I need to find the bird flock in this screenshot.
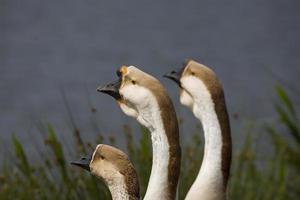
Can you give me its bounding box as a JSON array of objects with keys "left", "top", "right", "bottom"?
[{"left": 71, "top": 59, "right": 232, "bottom": 200}]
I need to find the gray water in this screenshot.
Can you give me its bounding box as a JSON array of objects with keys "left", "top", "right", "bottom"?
[{"left": 1, "top": 0, "right": 300, "bottom": 155}]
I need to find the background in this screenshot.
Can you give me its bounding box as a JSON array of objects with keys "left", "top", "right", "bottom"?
[{"left": 1, "top": 0, "right": 300, "bottom": 199}]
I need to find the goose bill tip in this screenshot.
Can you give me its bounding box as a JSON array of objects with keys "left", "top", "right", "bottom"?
[
  {"left": 163, "top": 71, "right": 181, "bottom": 86},
  {"left": 70, "top": 157, "right": 91, "bottom": 171},
  {"left": 96, "top": 80, "right": 121, "bottom": 100}
]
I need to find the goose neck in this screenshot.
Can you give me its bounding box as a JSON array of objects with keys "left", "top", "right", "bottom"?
[
  {"left": 144, "top": 124, "right": 172, "bottom": 199},
  {"left": 185, "top": 98, "right": 227, "bottom": 199},
  {"left": 137, "top": 93, "right": 180, "bottom": 200},
  {"left": 107, "top": 180, "right": 139, "bottom": 200}
]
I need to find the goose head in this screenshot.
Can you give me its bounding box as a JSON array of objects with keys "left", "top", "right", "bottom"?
[
  {"left": 164, "top": 59, "right": 222, "bottom": 114},
  {"left": 98, "top": 65, "right": 171, "bottom": 130},
  {"left": 71, "top": 144, "right": 139, "bottom": 198}
]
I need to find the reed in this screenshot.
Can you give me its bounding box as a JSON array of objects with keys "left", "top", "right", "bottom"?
[{"left": 0, "top": 85, "right": 299, "bottom": 200}]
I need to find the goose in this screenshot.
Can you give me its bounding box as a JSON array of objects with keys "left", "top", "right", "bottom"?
[
  {"left": 97, "top": 66, "right": 181, "bottom": 200},
  {"left": 71, "top": 144, "right": 140, "bottom": 200},
  {"left": 164, "top": 59, "right": 232, "bottom": 200}
]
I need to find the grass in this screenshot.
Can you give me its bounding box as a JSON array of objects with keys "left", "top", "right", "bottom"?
[{"left": 0, "top": 85, "right": 299, "bottom": 200}]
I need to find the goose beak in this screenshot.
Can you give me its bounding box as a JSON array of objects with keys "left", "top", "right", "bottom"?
[
  {"left": 97, "top": 79, "right": 121, "bottom": 100},
  {"left": 163, "top": 69, "right": 183, "bottom": 86},
  {"left": 71, "top": 156, "right": 91, "bottom": 171}
]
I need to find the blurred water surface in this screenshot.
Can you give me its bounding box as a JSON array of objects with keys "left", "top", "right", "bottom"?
[{"left": 0, "top": 0, "right": 300, "bottom": 151}]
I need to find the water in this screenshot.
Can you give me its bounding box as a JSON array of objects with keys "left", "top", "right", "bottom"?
[{"left": 1, "top": 0, "right": 300, "bottom": 153}]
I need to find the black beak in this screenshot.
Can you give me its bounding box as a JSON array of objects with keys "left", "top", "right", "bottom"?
[
  {"left": 163, "top": 68, "right": 183, "bottom": 86},
  {"left": 97, "top": 79, "right": 121, "bottom": 100},
  {"left": 71, "top": 156, "right": 91, "bottom": 171}
]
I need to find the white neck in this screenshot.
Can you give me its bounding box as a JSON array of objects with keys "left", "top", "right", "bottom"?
[
  {"left": 184, "top": 79, "right": 225, "bottom": 200},
  {"left": 107, "top": 178, "right": 138, "bottom": 200},
  {"left": 136, "top": 96, "right": 171, "bottom": 200}
]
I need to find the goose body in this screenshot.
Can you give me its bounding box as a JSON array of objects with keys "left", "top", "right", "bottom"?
[
  {"left": 165, "top": 59, "right": 231, "bottom": 200},
  {"left": 71, "top": 144, "right": 140, "bottom": 200},
  {"left": 98, "top": 66, "right": 181, "bottom": 200}
]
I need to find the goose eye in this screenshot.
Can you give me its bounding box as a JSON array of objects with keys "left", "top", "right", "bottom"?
[
  {"left": 100, "top": 155, "right": 105, "bottom": 160},
  {"left": 191, "top": 72, "right": 195, "bottom": 76},
  {"left": 131, "top": 80, "right": 136, "bottom": 85}
]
